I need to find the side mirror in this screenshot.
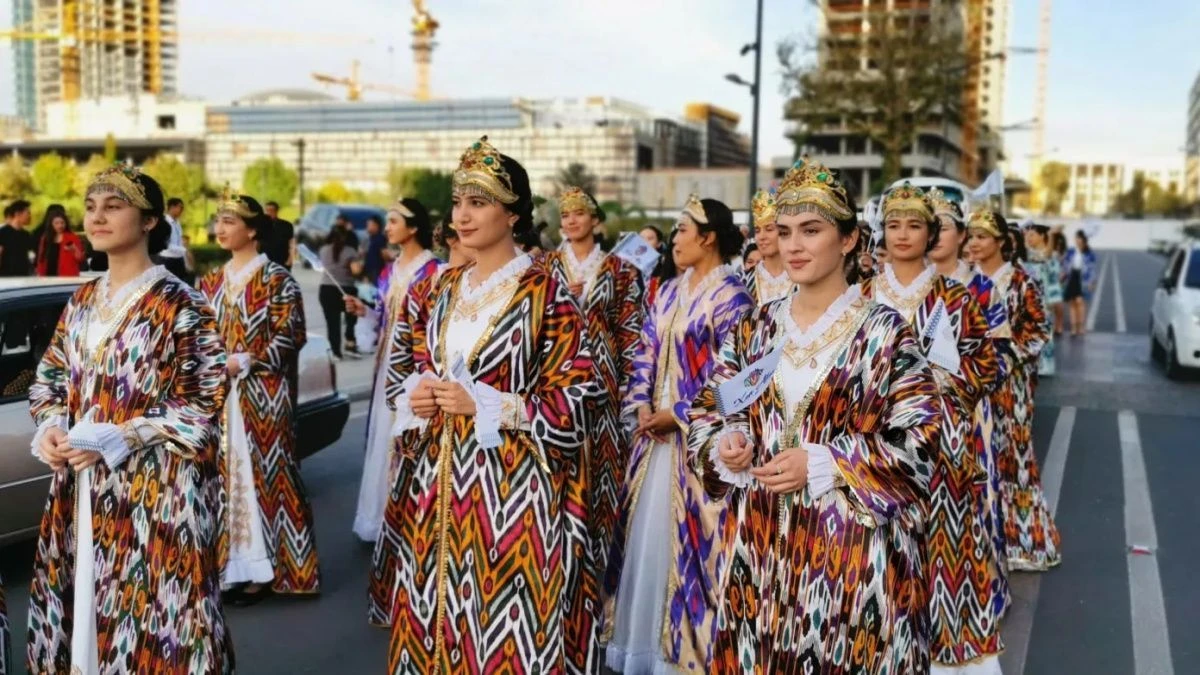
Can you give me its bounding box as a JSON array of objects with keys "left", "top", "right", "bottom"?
[{"left": 1159, "top": 277, "right": 1174, "bottom": 291}]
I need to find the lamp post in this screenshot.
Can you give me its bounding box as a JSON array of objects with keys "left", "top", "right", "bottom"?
[
  {"left": 293, "top": 138, "right": 307, "bottom": 218},
  {"left": 725, "top": 0, "right": 764, "bottom": 224}
]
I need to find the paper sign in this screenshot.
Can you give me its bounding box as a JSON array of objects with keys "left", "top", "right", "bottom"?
[
  {"left": 296, "top": 243, "right": 323, "bottom": 272},
  {"left": 447, "top": 353, "right": 502, "bottom": 449},
  {"left": 612, "top": 232, "right": 661, "bottom": 278},
  {"left": 716, "top": 343, "right": 785, "bottom": 416}
]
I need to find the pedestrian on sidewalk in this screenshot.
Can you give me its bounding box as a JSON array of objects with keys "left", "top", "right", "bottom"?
[
  {"left": 1064, "top": 230, "right": 1097, "bottom": 336},
  {"left": 318, "top": 227, "right": 362, "bottom": 358},
  {"left": 34, "top": 205, "right": 85, "bottom": 276}
]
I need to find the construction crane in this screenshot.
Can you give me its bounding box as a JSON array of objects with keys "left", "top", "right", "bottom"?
[
  {"left": 311, "top": 60, "right": 424, "bottom": 101},
  {"left": 411, "top": 0, "right": 439, "bottom": 102}
]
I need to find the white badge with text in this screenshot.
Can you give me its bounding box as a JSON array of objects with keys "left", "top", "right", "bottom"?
[{"left": 716, "top": 343, "right": 785, "bottom": 416}]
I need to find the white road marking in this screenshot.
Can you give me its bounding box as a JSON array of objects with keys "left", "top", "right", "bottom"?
[
  {"left": 1112, "top": 254, "right": 1127, "bottom": 333},
  {"left": 1003, "top": 406, "right": 1076, "bottom": 675},
  {"left": 1087, "top": 253, "right": 1111, "bottom": 332},
  {"left": 1119, "top": 411, "right": 1174, "bottom": 675}
]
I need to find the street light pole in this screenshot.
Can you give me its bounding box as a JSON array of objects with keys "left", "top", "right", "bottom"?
[
  {"left": 294, "top": 138, "right": 307, "bottom": 218},
  {"left": 749, "top": 0, "right": 763, "bottom": 204}
]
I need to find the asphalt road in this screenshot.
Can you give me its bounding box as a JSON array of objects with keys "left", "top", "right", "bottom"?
[{"left": 1, "top": 250, "right": 1196, "bottom": 674}]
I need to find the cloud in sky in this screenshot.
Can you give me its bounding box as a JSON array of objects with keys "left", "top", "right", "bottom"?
[{"left": 0, "top": 0, "right": 1193, "bottom": 177}]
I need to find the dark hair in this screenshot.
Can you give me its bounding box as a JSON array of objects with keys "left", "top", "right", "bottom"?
[
  {"left": 977, "top": 211, "right": 1014, "bottom": 261},
  {"left": 495, "top": 154, "right": 536, "bottom": 242},
  {"left": 1029, "top": 223, "right": 1050, "bottom": 238},
  {"left": 38, "top": 204, "right": 70, "bottom": 248},
  {"left": 132, "top": 172, "right": 171, "bottom": 255},
  {"left": 1075, "top": 229, "right": 1091, "bottom": 253},
  {"left": 1052, "top": 231, "right": 1068, "bottom": 256},
  {"left": 653, "top": 229, "right": 679, "bottom": 281},
  {"left": 640, "top": 225, "right": 664, "bottom": 248},
  {"left": 326, "top": 225, "right": 349, "bottom": 260},
  {"left": 5, "top": 199, "right": 31, "bottom": 218},
  {"left": 397, "top": 197, "right": 434, "bottom": 250},
  {"left": 742, "top": 242, "right": 759, "bottom": 268},
  {"left": 226, "top": 195, "right": 274, "bottom": 252},
  {"left": 265, "top": 201, "right": 280, "bottom": 210},
  {"left": 1008, "top": 226, "right": 1027, "bottom": 262},
  {"left": 367, "top": 214, "right": 384, "bottom": 231},
  {"left": 166, "top": 197, "right": 184, "bottom": 210},
  {"left": 695, "top": 198, "right": 744, "bottom": 263},
  {"left": 435, "top": 210, "right": 458, "bottom": 249}
]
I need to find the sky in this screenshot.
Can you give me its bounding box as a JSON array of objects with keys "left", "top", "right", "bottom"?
[{"left": 0, "top": 0, "right": 1197, "bottom": 179}]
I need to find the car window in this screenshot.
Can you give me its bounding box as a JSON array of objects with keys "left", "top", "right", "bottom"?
[
  {"left": 1184, "top": 248, "right": 1200, "bottom": 290},
  {"left": 0, "top": 297, "right": 68, "bottom": 402},
  {"left": 1164, "top": 249, "right": 1185, "bottom": 286}
]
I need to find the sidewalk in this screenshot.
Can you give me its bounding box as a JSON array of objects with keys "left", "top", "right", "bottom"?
[{"left": 294, "top": 266, "right": 377, "bottom": 403}]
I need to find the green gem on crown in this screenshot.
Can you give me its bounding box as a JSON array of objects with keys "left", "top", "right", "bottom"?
[
  {"left": 817, "top": 172, "right": 828, "bottom": 181},
  {"left": 483, "top": 156, "right": 494, "bottom": 165},
  {"left": 473, "top": 142, "right": 482, "bottom": 150}
]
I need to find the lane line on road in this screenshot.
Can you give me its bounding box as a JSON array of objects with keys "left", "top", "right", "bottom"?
[
  {"left": 1112, "top": 254, "right": 1127, "bottom": 333},
  {"left": 1087, "top": 253, "right": 1112, "bottom": 332},
  {"left": 1003, "top": 406, "right": 1077, "bottom": 675},
  {"left": 1119, "top": 410, "right": 1174, "bottom": 675}
]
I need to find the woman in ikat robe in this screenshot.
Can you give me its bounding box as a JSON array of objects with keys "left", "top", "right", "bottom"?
[
  {"left": 865, "top": 184, "right": 1006, "bottom": 673},
  {"left": 385, "top": 137, "right": 595, "bottom": 673},
  {"left": 199, "top": 191, "right": 320, "bottom": 604},
  {"left": 968, "top": 211, "right": 1060, "bottom": 573},
  {"left": 742, "top": 189, "right": 793, "bottom": 307},
  {"left": 686, "top": 159, "right": 942, "bottom": 674},
  {"left": 347, "top": 197, "right": 441, "bottom": 545},
  {"left": 368, "top": 215, "right": 470, "bottom": 628},
  {"left": 1023, "top": 223, "right": 1063, "bottom": 377},
  {"left": 27, "top": 166, "right": 232, "bottom": 674},
  {"left": 604, "top": 195, "right": 751, "bottom": 674}
]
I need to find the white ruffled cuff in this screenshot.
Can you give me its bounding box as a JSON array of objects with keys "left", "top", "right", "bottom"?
[
  {"left": 230, "top": 352, "right": 252, "bottom": 380},
  {"left": 805, "top": 442, "right": 836, "bottom": 498},
  {"left": 31, "top": 414, "right": 68, "bottom": 462},
  {"left": 709, "top": 423, "right": 754, "bottom": 488},
  {"left": 391, "top": 371, "right": 435, "bottom": 437},
  {"left": 68, "top": 421, "right": 135, "bottom": 469}
]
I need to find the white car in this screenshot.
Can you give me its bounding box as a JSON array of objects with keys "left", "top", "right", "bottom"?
[{"left": 1150, "top": 241, "right": 1200, "bottom": 379}]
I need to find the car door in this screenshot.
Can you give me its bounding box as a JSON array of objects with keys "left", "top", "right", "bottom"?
[
  {"left": 0, "top": 288, "right": 74, "bottom": 544},
  {"left": 1153, "top": 249, "right": 1184, "bottom": 342}
]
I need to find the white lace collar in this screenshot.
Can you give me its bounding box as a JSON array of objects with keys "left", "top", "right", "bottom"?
[
  {"left": 756, "top": 260, "right": 789, "bottom": 285},
  {"left": 394, "top": 248, "right": 436, "bottom": 284},
  {"left": 461, "top": 253, "right": 532, "bottom": 304},
  {"left": 978, "top": 261, "right": 1013, "bottom": 286},
  {"left": 561, "top": 242, "right": 606, "bottom": 284},
  {"left": 778, "top": 284, "right": 863, "bottom": 350},
  {"left": 678, "top": 263, "right": 731, "bottom": 306},
  {"left": 882, "top": 262, "right": 935, "bottom": 299},
  {"left": 97, "top": 265, "right": 169, "bottom": 310},
  {"left": 224, "top": 253, "right": 269, "bottom": 288},
  {"left": 950, "top": 259, "right": 972, "bottom": 283}
]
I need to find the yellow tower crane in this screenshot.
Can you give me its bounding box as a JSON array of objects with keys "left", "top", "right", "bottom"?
[{"left": 411, "top": 0, "right": 439, "bottom": 102}]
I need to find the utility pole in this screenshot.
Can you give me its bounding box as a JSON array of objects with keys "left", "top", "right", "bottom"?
[
  {"left": 749, "top": 0, "right": 763, "bottom": 204},
  {"left": 294, "top": 138, "right": 307, "bottom": 217}
]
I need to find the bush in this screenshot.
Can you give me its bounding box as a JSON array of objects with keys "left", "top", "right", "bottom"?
[{"left": 190, "top": 243, "right": 230, "bottom": 277}]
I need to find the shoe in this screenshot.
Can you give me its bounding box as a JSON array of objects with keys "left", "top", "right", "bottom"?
[{"left": 231, "top": 584, "right": 273, "bottom": 607}]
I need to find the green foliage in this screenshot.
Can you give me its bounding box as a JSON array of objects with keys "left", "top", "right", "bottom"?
[
  {"left": 316, "top": 181, "right": 353, "bottom": 204},
  {"left": 555, "top": 162, "right": 598, "bottom": 195},
  {"left": 30, "top": 153, "right": 77, "bottom": 200},
  {"left": 1117, "top": 173, "right": 1188, "bottom": 218},
  {"left": 386, "top": 165, "right": 453, "bottom": 214},
  {"left": 103, "top": 134, "right": 118, "bottom": 163},
  {"left": 143, "top": 153, "right": 201, "bottom": 203},
  {"left": 0, "top": 155, "right": 33, "bottom": 201},
  {"left": 1039, "top": 161, "right": 1072, "bottom": 215},
  {"left": 74, "top": 154, "right": 112, "bottom": 197},
  {"left": 243, "top": 157, "right": 299, "bottom": 208},
  {"left": 189, "top": 243, "right": 231, "bottom": 276}
]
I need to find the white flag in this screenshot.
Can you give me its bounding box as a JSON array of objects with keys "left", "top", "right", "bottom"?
[{"left": 970, "top": 169, "right": 1005, "bottom": 201}]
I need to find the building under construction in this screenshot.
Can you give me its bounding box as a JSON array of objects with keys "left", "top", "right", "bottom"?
[{"left": 11, "top": 0, "right": 179, "bottom": 130}]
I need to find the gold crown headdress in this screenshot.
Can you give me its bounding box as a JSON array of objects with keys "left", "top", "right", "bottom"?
[
  {"left": 453, "top": 135, "right": 518, "bottom": 204},
  {"left": 882, "top": 182, "right": 933, "bottom": 222},
  {"left": 678, "top": 193, "right": 708, "bottom": 227},
  {"left": 218, "top": 183, "right": 258, "bottom": 219},
  {"left": 390, "top": 198, "right": 415, "bottom": 219},
  {"left": 967, "top": 210, "right": 1003, "bottom": 238},
  {"left": 775, "top": 157, "right": 853, "bottom": 223},
  {"left": 558, "top": 186, "right": 598, "bottom": 216},
  {"left": 86, "top": 164, "right": 151, "bottom": 210},
  {"left": 750, "top": 188, "right": 777, "bottom": 228},
  {"left": 926, "top": 187, "right": 963, "bottom": 223}
]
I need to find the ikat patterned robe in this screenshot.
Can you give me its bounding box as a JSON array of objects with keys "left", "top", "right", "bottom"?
[
  {"left": 199, "top": 260, "right": 321, "bottom": 594},
  {"left": 1024, "top": 251, "right": 1062, "bottom": 376},
  {"left": 603, "top": 268, "right": 751, "bottom": 673},
  {"left": 686, "top": 300, "right": 941, "bottom": 674},
  {"left": 386, "top": 263, "right": 594, "bottom": 674},
  {"left": 863, "top": 275, "right": 1006, "bottom": 665},
  {"left": 369, "top": 260, "right": 442, "bottom": 627},
  {"left": 986, "top": 264, "right": 1060, "bottom": 571},
  {"left": 27, "top": 276, "right": 233, "bottom": 674}
]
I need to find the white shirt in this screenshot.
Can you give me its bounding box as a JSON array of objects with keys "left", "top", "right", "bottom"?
[{"left": 160, "top": 214, "right": 186, "bottom": 259}]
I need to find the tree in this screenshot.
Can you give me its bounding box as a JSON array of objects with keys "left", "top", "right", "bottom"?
[
  {"left": 0, "top": 156, "right": 32, "bottom": 201},
  {"left": 74, "top": 154, "right": 113, "bottom": 197},
  {"left": 780, "top": 2, "right": 968, "bottom": 185},
  {"left": 386, "top": 165, "right": 453, "bottom": 214},
  {"left": 555, "top": 162, "right": 597, "bottom": 195},
  {"left": 1038, "top": 161, "right": 1072, "bottom": 215},
  {"left": 1144, "top": 180, "right": 1186, "bottom": 217},
  {"left": 143, "top": 153, "right": 201, "bottom": 203},
  {"left": 103, "top": 134, "right": 118, "bottom": 163},
  {"left": 243, "top": 157, "right": 298, "bottom": 208},
  {"left": 315, "top": 181, "right": 352, "bottom": 204},
  {"left": 30, "top": 153, "right": 77, "bottom": 200}
]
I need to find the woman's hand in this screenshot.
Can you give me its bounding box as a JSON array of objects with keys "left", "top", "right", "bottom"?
[
  {"left": 344, "top": 296, "right": 368, "bottom": 317},
  {"left": 635, "top": 409, "right": 678, "bottom": 441},
  {"left": 432, "top": 380, "right": 477, "bottom": 416},
  {"left": 227, "top": 357, "right": 243, "bottom": 378},
  {"left": 750, "top": 446, "right": 810, "bottom": 495},
  {"left": 64, "top": 448, "right": 104, "bottom": 472},
  {"left": 38, "top": 426, "right": 70, "bottom": 471},
  {"left": 410, "top": 379, "right": 439, "bottom": 419},
  {"left": 567, "top": 281, "right": 585, "bottom": 298},
  {"left": 717, "top": 430, "right": 753, "bottom": 473}
]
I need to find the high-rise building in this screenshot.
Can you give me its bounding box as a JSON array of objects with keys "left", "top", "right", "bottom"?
[
  {"left": 1186, "top": 72, "right": 1200, "bottom": 203},
  {"left": 10, "top": 0, "right": 179, "bottom": 130},
  {"left": 1064, "top": 162, "right": 1124, "bottom": 216},
  {"left": 791, "top": 0, "right": 1006, "bottom": 202}
]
